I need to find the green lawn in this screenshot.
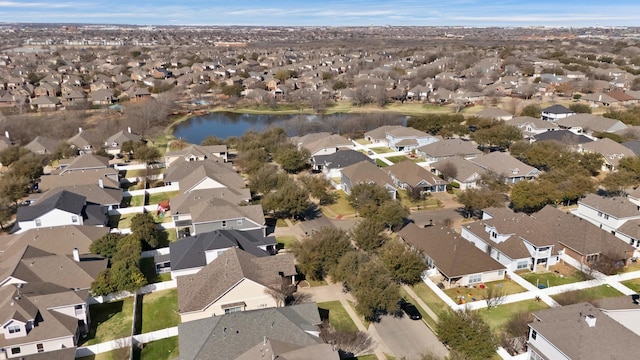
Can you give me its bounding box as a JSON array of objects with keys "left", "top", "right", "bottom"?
[
  {"left": 477, "top": 300, "right": 549, "bottom": 332},
  {"left": 147, "top": 191, "right": 180, "bottom": 205},
  {"left": 324, "top": 190, "right": 356, "bottom": 217},
  {"left": 140, "top": 289, "right": 179, "bottom": 333},
  {"left": 551, "top": 285, "right": 623, "bottom": 305},
  {"left": 318, "top": 301, "right": 359, "bottom": 333},
  {"left": 129, "top": 195, "right": 145, "bottom": 207},
  {"left": 386, "top": 155, "right": 409, "bottom": 164},
  {"left": 397, "top": 191, "right": 442, "bottom": 209},
  {"left": 411, "top": 282, "right": 449, "bottom": 318},
  {"left": 370, "top": 147, "right": 394, "bottom": 154},
  {"left": 355, "top": 138, "right": 371, "bottom": 145},
  {"left": 375, "top": 159, "right": 389, "bottom": 167},
  {"left": 520, "top": 271, "right": 584, "bottom": 288},
  {"left": 276, "top": 235, "right": 298, "bottom": 250},
  {"left": 83, "top": 298, "right": 134, "bottom": 345},
  {"left": 138, "top": 337, "right": 179, "bottom": 360},
  {"left": 345, "top": 355, "right": 377, "bottom": 360},
  {"left": 443, "top": 279, "right": 526, "bottom": 302},
  {"left": 109, "top": 214, "right": 133, "bottom": 229},
  {"left": 140, "top": 257, "right": 172, "bottom": 283},
  {"left": 78, "top": 348, "right": 130, "bottom": 360},
  {"left": 622, "top": 278, "right": 640, "bottom": 292}
]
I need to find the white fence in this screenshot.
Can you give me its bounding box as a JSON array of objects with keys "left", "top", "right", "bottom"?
[
  {"left": 133, "top": 327, "right": 179, "bottom": 344},
  {"left": 87, "top": 280, "right": 176, "bottom": 304},
  {"left": 114, "top": 163, "right": 148, "bottom": 171},
  {"left": 75, "top": 328, "right": 179, "bottom": 358},
  {"left": 122, "top": 184, "right": 179, "bottom": 198}
]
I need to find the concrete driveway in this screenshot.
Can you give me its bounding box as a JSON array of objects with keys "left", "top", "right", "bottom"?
[{"left": 372, "top": 314, "right": 449, "bottom": 360}]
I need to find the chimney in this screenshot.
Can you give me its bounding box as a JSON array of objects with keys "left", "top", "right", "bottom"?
[
  {"left": 4, "top": 131, "right": 9, "bottom": 139},
  {"left": 585, "top": 314, "right": 596, "bottom": 327},
  {"left": 78, "top": 127, "right": 83, "bottom": 133},
  {"left": 598, "top": 94, "right": 602, "bottom": 102},
  {"left": 98, "top": 178, "right": 104, "bottom": 188},
  {"left": 127, "top": 126, "right": 132, "bottom": 134},
  {"left": 72, "top": 248, "right": 80, "bottom": 262}
]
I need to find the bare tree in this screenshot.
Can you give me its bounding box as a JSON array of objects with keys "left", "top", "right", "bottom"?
[
  {"left": 319, "top": 320, "right": 372, "bottom": 356},
  {"left": 439, "top": 162, "right": 458, "bottom": 181},
  {"left": 483, "top": 284, "right": 507, "bottom": 309}
]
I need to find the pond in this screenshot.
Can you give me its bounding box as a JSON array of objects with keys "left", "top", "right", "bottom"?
[{"left": 173, "top": 111, "right": 406, "bottom": 144}]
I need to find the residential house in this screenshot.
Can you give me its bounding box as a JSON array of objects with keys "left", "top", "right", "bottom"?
[
  {"left": 38, "top": 167, "right": 119, "bottom": 193},
  {"left": 556, "top": 114, "right": 628, "bottom": 137},
  {"left": 163, "top": 159, "right": 243, "bottom": 193},
  {"left": 532, "top": 130, "right": 593, "bottom": 147},
  {"left": 90, "top": 89, "right": 114, "bottom": 105},
  {"left": 540, "top": 104, "right": 575, "bottom": 122},
  {"left": 14, "top": 190, "right": 107, "bottom": 233},
  {"left": 591, "top": 295, "right": 640, "bottom": 336},
  {"left": 103, "top": 128, "right": 142, "bottom": 155},
  {"left": 29, "top": 96, "right": 60, "bottom": 111},
  {"left": 292, "top": 132, "right": 353, "bottom": 159},
  {"left": 178, "top": 302, "right": 337, "bottom": 360},
  {"left": 461, "top": 207, "right": 559, "bottom": 272},
  {"left": 24, "top": 136, "right": 60, "bottom": 155},
  {"left": 30, "top": 183, "right": 122, "bottom": 212},
  {"left": 164, "top": 144, "right": 228, "bottom": 166},
  {"left": 177, "top": 248, "right": 296, "bottom": 322},
  {"left": 398, "top": 223, "right": 505, "bottom": 289},
  {"left": 527, "top": 303, "right": 640, "bottom": 360},
  {"left": 55, "top": 154, "right": 110, "bottom": 174},
  {"left": 311, "top": 149, "right": 373, "bottom": 180},
  {"left": 166, "top": 229, "right": 276, "bottom": 279},
  {"left": 582, "top": 91, "right": 637, "bottom": 107},
  {"left": 417, "top": 138, "right": 482, "bottom": 164},
  {"left": 574, "top": 194, "right": 640, "bottom": 250},
  {"left": 579, "top": 138, "right": 636, "bottom": 172},
  {"left": 385, "top": 127, "right": 439, "bottom": 153},
  {"left": 67, "top": 128, "right": 94, "bottom": 154},
  {"left": 61, "top": 89, "right": 86, "bottom": 107},
  {"left": 508, "top": 116, "right": 560, "bottom": 140},
  {"left": 430, "top": 156, "right": 485, "bottom": 189},
  {"left": 386, "top": 160, "right": 446, "bottom": 194},
  {"left": 341, "top": 160, "right": 397, "bottom": 199},
  {"left": 475, "top": 108, "right": 513, "bottom": 121},
  {"left": 469, "top": 152, "right": 540, "bottom": 184},
  {"left": 364, "top": 125, "right": 402, "bottom": 144}
]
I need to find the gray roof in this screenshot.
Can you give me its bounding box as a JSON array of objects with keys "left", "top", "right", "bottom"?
[
  {"left": 417, "top": 138, "right": 482, "bottom": 158},
  {"left": 469, "top": 152, "right": 539, "bottom": 178},
  {"left": 533, "top": 130, "right": 592, "bottom": 144},
  {"left": 341, "top": 160, "right": 395, "bottom": 189},
  {"left": 25, "top": 136, "right": 60, "bottom": 154},
  {"left": 313, "top": 149, "right": 373, "bottom": 170},
  {"left": 16, "top": 190, "right": 85, "bottom": 222},
  {"left": 364, "top": 125, "right": 403, "bottom": 141},
  {"left": 622, "top": 140, "right": 640, "bottom": 155},
  {"left": 57, "top": 154, "right": 110, "bottom": 172},
  {"left": 178, "top": 302, "right": 323, "bottom": 360},
  {"left": 541, "top": 104, "right": 574, "bottom": 114},
  {"left": 163, "top": 158, "right": 242, "bottom": 189},
  {"left": 529, "top": 303, "right": 640, "bottom": 360},
  {"left": 37, "top": 184, "right": 122, "bottom": 206},
  {"left": 386, "top": 160, "right": 445, "bottom": 187},
  {"left": 430, "top": 156, "right": 486, "bottom": 183},
  {"left": 177, "top": 248, "right": 296, "bottom": 313},
  {"left": 169, "top": 229, "right": 275, "bottom": 271},
  {"left": 578, "top": 194, "right": 640, "bottom": 219},
  {"left": 557, "top": 114, "right": 628, "bottom": 133},
  {"left": 190, "top": 198, "right": 265, "bottom": 225}
]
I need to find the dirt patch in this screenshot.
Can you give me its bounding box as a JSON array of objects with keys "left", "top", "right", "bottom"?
[{"left": 549, "top": 262, "right": 578, "bottom": 277}]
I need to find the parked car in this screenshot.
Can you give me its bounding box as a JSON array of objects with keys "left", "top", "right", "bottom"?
[{"left": 400, "top": 300, "right": 422, "bottom": 320}]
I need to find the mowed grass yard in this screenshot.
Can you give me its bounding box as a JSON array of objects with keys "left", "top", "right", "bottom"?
[
  {"left": 622, "top": 278, "right": 640, "bottom": 292},
  {"left": 551, "top": 285, "right": 623, "bottom": 305},
  {"left": 140, "top": 289, "right": 180, "bottom": 334},
  {"left": 276, "top": 235, "right": 298, "bottom": 250},
  {"left": 83, "top": 298, "right": 134, "bottom": 345},
  {"left": 410, "top": 282, "right": 449, "bottom": 318},
  {"left": 78, "top": 348, "right": 130, "bottom": 360},
  {"left": 324, "top": 190, "right": 356, "bottom": 217},
  {"left": 477, "top": 300, "right": 549, "bottom": 332},
  {"left": 443, "top": 279, "right": 526, "bottom": 303},
  {"left": 136, "top": 336, "right": 179, "bottom": 360},
  {"left": 520, "top": 270, "right": 585, "bottom": 288},
  {"left": 317, "top": 301, "right": 359, "bottom": 333}
]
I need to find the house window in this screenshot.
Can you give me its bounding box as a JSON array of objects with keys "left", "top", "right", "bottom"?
[
  {"left": 236, "top": 219, "right": 243, "bottom": 226},
  {"left": 75, "top": 304, "right": 83, "bottom": 310},
  {"left": 498, "top": 270, "right": 505, "bottom": 276},
  {"left": 604, "top": 214, "right": 609, "bottom": 220},
  {"left": 35, "top": 219, "right": 42, "bottom": 227},
  {"left": 72, "top": 215, "right": 78, "bottom": 223},
  {"left": 11, "top": 347, "right": 20, "bottom": 355},
  {"left": 529, "top": 350, "right": 544, "bottom": 360},
  {"left": 224, "top": 306, "right": 243, "bottom": 314},
  {"left": 37, "top": 343, "right": 44, "bottom": 353},
  {"left": 222, "top": 220, "right": 227, "bottom": 227},
  {"left": 530, "top": 329, "right": 537, "bottom": 340},
  {"left": 517, "top": 261, "right": 528, "bottom": 270},
  {"left": 598, "top": 211, "right": 603, "bottom": 217},
  {"left": 496, "top": 253, "right": 500, "bottom": 261},
  {"left": 491, "top": 232, "right": 497, "bottom": 238},
  {"left": 468, "top": 274, "right": 482, "bottom": 284},
  {"left": 8, "top": 325, "right": 21, "bottom": 334},
  {"left": 586, "top": 254, "right": 598, "bottom": 263}
]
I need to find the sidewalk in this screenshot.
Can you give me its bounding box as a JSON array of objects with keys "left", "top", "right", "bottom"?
[{"left": 402, "top": 284, "right": 439, "bottom": 322}]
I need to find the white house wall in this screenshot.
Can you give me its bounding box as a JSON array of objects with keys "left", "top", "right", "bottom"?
[
  {"left": 2, "top": 336, "right": 75, "bottom": 359},
  {"left": 187, "top": 178, "right": 227, "bottom": 192},
  {"left": 527, "top": 331, "right": 570, "bottom": 360},
  {"left": 17, "top": 209, "right": 81, "bottom": 232},
  {"left": 171, "top": 267, "right": 202, "bottom": 280}
]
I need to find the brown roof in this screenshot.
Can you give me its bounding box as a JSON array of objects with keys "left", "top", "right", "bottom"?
[
  {"left": 579, "top": 194, "right": 640, "bottom": 219},
  {"left": 13, "top": 252, "right": 106, "bottom": 290},
  {"left": 341, "top": 160, "right": 395, "bottom": 189},
  {"left": 398, "top": 223, "right": 504, "bottom": 278},
  {"left": 38, "top": 168, "right": 119, "bottom": 192},
  {"left": 417, "top": 138, "right": 482, "bottom": 158},
  {"left": 190, "top": 198, "right": 265, "bottom": 225},
  {"left": 163, "top": 158, "right": 242, "bottom": 188},
  {"left": 386, "top": 160, "right": 445, "bottom": 187},
  {"left": 178, "top": 248, "right": 296, "bottom": 313},
  {"left": 171, "top": 188, "right": 251, "bottom": 215}
]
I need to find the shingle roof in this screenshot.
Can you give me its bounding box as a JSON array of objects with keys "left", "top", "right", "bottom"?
[
  {"left": 16, "top": 190, "right": 85, "bottom": 222},
  {"left": 386, "top": 160, "right": 445, "bottom": 187},
  {"left": 178, "top": 303, "right": 322, "bottom": 360},
  {"left": 399, "top": 223, "right": 505, "bottom": 278},
  {"left": 313, "top": 149, "right": 373, "bottom": 169},
  {"left": 364, "top": 125, "right": 403, "bottom": 141},
  {"left": 37, "top": 184, "right": 122, "bottom": 206},
  {"left": 533, "top": 130, "right": 592, "bottom": 144},
  {"left": 469, "top": 152, "right": 539, "bottom": 178},
  {"left": 529, "top": 303, "right": 640, "bottom": 360},
  {"left": 541, "top": 104, "right": 574, "bottom": 114},
  {"left": 163, "top": 158, "right": 242, "bottom": 188},
  {"left": 169, "top": 229, "right": 275, "bottom": 271},
  {"left": 177, "top": 248, "right": 295, "bottom": 313},
  {"left": 417, "top": 138, "right": 482, "bottom": 158},
  {"left": 341, "top": 160, "right": 395, "bottom": 189},
  {"left": 190, "top": 198, "right": 265, "bottom": 225},
  {"left": 58, "top": 154, "right": 110, "bottom": 172},
  {"left": 25, "top": 135, "right": 60, "bottom": 154},
  {"left": 579, "top": 194, "right": 640, "bottom": 219}
]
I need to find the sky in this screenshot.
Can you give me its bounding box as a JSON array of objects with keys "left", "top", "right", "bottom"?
[{"left": 1, "top": 0, "right": 639, "bottom": 27}]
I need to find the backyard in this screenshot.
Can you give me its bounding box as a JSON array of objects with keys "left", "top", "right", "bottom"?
[
  {"left": 443, "top": 279, "right": 526, "bottom": 304},
  {"left": 83, "top": 298, "right": 134, "bottom": 346},
  {"left": 140, "top": 289, "right": 180, "bottom": 334},
  {"left": 317, "top": 301, "right": 359, "bottom": 333},
  {"left": 276, "top": 235, "right": 298, "bottom": 250},
  {"left": 140, "top": 257, "right": 172, "bottom": 283},
  {"left": 551, "top": 285, "right": 623, "bottom": 305},
  {"left": 520, "top": 268, "right": 585, "bottom": 288},
  {"left": 78, "top": 348, "right": 130, "bottom": 360},
  {"left": 135, "top": 337, "right": 179, "bottom": 360},
  {"left": 477, "top": 299, "right": 549, "bottom": 332},
  {"left": 323, "top": 190, "right": 356, "bottom": 218}
]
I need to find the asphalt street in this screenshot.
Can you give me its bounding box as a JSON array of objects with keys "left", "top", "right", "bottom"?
[{"left": 372, "top": 314, "right": 449, "bottom": 360}]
